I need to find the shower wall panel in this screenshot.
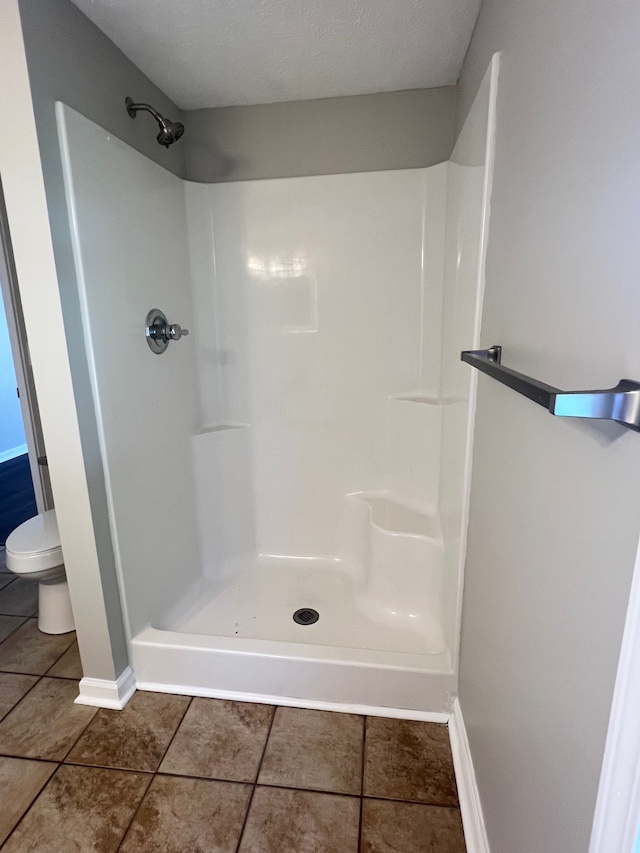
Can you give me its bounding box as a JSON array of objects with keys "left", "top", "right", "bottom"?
[
  {"left": 439, "top": 59, "right": 497, "bottom": 648},
  {"left": 185, "top": 167, "right": 447, "bottom": 562},
  {"left": 57, "top": 104, "right": 202, "bottom": 636}
]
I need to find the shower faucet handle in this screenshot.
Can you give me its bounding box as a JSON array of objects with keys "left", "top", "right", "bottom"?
[{"left": 167, "top": 323, "right": 189, "bottom": 341}]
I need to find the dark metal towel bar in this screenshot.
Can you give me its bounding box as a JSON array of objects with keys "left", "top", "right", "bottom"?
[{"left": 461, "top": 346, "right": 640, "bottom": 431}]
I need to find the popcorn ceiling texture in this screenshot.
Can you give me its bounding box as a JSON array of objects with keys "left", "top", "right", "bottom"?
[{"left": 69, "top": 0, "right": 481, "bottom": 109}]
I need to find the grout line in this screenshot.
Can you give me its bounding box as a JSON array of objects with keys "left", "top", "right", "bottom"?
[
  {"left": 361, "top": 794, "right": 461, "bottom": 810},
  {"left": 155, "top": 770, "right": 261, "bottom": 786},
  {"left": 0, "top": 614, "right": 31, "bottom": 647},
  {"left": 113, "top": 769, "right": 155, "bottom": 853},
  {"left": 152, "top": 696, "right": 193, "bottom": 771},
  {"left": 59, "top": 758, "right": 155, "bottom": 773},
  {"left": 358, "top": 716, "right": 367, "bottom": 851},
  {"left": 233, "top": 781, "right": 362, "bottom": 799},
  {"left": 234, "top": 704, "right": 278, "bottom": 853},
  {"left": 0, "top": 675, "right": 43, "bottom": 726},
  {"left": 144, "top": 696, "right": 194, "bottom": 775},
  {"left": 254, "top": 705, "right": 277, "bottom": 783},
  {"left": 0, "top": 668, "right": 76, "bottom": 680},
  {"left": 43, "top": 639, "right": 78, "bottom": 678},
  {"left": 0, "top": 760, "right": 61, "bottom": 850},
  {"left": 0, "top": 751, "right": 60, "bottom": 766},
  {"left": 59, "top": 700, "right": 100, "bottom": 764}
]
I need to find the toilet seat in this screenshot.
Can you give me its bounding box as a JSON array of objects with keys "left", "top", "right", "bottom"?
[{"left": 6, "top": 510, "right": 63, "bottom": 575}]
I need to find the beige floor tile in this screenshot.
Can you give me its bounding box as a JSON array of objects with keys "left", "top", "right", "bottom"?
[
  {"left": 0, "top": 620, "right": 75, "bottom": 674},
  {"left": 0, "top": 756, "right": 57, "bottom": 845},
  {"left": 361, "top": 798, "right": 466, "bottom": 853},
  {"left": 119, "top": 774, "right": 252, "bottom": 853},
  {"left": 66, "top": 690, "right": 190, "bottom": 772},
  {"left": 1, "top": 764, "right": 150, "bottom": 853},
  {"left": 0, "top": 578, "right": 38, "bottom": 617},
  {"left": 0, "top": 614, "right": 27, "bottom": 644},
  {"left": 0, "top": 672, "right": 39, "bottom": 721},
  {"left": 258, "top": 706, "right": 363, "bottom": 794},
  {"left": 0, "top": 677, "right": 96, "bottom": 760},
  {"left": 160, "top": 697, "right": 274, "bottom": 782},
  {"left": 364, "top": 718, "right": 458, "bottom": 806},
  {"left": 46, "top": 641, "right": 83, "bottom": 679},
  {"left": 239, "top": 786, "right": 360, "bottom": 853}
]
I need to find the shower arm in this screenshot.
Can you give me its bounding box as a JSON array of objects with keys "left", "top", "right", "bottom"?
[
  {"left": 125, "top": 98, "right": 165, "bottom": 125},
  {"left": 461, "top": 345, "right": 640, "bottom": 431}
]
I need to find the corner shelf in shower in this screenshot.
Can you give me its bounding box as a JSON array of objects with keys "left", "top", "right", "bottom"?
[
  {"left": 393, "top": 395, "right": 441, "bottom": 405},
  {"left": 193, "top": 423, "right": 250, "bottom": 436},
  {"left": 392, "top": 395, "right": 465, "bottom": 406}
]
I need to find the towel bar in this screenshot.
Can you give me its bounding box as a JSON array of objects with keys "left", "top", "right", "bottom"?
[{"left": 461, "top": 346, "right": 640, "bottom": 431}]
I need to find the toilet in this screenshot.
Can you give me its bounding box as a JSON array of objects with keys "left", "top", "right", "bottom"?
[{"left": 5, "top": 510, "right": 75, "bottom": 634}]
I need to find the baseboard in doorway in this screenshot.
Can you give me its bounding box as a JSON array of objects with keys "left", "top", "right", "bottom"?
[
  {"left": 75, "top": 666, "right": 136, "bottom": 710},
  {"left": 449, "top": 697, "right": 490, "bottom": 853}
]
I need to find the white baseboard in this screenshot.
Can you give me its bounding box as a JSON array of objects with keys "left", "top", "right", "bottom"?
[
  {"left": 449, "top": 697, "right": 490, "bottom": 853},
  {"left": 75, "top": 666, "right": 136, "bottom": 710},
  {"left": 136, "top": 680, "right": 450, "bottom": 723}
]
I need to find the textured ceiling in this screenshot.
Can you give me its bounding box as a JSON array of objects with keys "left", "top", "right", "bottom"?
[{"left": 69, "top": 0, "right": 482, "bottom": 110}]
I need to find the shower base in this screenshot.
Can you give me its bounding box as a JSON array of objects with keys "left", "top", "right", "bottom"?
[
  {"left": 164, "top": 557, "right": 445, "bottom": 654},
  {"left": 131, "top": 555, "right": 456, "bottom": 718}
]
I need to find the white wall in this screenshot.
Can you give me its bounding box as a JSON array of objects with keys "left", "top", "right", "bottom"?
[
  {"left": 186, "top": 168, "right": 447, "bottom": 562},
  {"left": 456, "top": 1, "right": 640, "bottom": 851},
  {"left": 0, "top": 296, "right": 26, "bottom": 461}
]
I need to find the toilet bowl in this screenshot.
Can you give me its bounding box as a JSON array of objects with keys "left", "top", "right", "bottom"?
[{"left": 5, "top": 510, "right": 75, "bottom": 634}]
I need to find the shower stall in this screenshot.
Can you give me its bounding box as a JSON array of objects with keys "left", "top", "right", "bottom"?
[{"left": 57, "top": 58, "right": 497, "bottom": 716}]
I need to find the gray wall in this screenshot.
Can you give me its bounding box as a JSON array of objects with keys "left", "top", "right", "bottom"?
[
  {"left": 184, "top": 86, "right": 456, "bottom": 182},
  {"left": 457, "top": 2, "right": 640, "bottom": 852},
  {"left": 17, "top": 0, "right": 187, "bottom": 675}
]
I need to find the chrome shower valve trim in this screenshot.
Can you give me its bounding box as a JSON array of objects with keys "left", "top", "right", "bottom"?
[{"left": 145, "top": 308, "right": 189, "bottom": 354}]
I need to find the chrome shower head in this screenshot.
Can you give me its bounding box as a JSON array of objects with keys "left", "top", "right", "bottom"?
[{"left": 125, "top": 97, "right": 185, "bottom": 148}]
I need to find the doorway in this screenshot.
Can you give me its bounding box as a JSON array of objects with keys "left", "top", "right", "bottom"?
[
  {"left": 0, "top": 297, "right": 36, "bottom": 544},
  {"left": 0, "top": 182, "right": 52, "bottom": 551}
]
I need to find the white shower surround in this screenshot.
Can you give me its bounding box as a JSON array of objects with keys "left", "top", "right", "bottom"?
[{"left": 56, "top": 63, "right": 494, "bottom": 715}]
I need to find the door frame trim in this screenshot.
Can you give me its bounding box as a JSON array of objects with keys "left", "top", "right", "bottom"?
[{"left": 589, "top": 531, "right": 640, "bottom": 852}]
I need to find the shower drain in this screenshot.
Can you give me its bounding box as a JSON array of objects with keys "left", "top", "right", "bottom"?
[{"left": 293, "top": 608, "right": 319, "bottom": 625}]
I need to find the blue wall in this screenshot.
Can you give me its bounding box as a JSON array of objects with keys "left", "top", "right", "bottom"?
[{"left": 0, "top": 296, "right": 26, "bottom": 462}]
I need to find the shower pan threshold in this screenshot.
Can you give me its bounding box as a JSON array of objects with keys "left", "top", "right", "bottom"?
[{"left": 131, "top": 557, "right": 456, "bottom": 717}]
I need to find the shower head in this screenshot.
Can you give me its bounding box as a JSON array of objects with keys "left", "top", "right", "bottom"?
[
  {"left": 125, "top": 97, "right": 185, "bottom": 148},
  {"left": 156, "top": 119, "right": 184, "bottom": 148}
]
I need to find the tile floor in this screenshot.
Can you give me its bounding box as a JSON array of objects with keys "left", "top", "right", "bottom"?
[{"left": 0, "top": 549, "right": 466, "bottom": 852}]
